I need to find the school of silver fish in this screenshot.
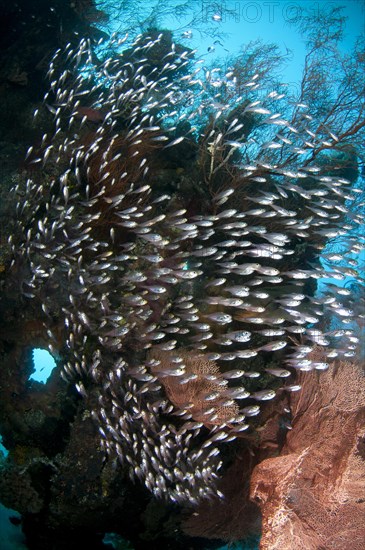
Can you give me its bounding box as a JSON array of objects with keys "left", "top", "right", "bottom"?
[{"left": 9, "top": 32, "right": 365, "bottom": 505}]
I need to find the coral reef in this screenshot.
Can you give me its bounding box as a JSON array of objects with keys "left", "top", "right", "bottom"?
[
  {"left": 5, "top": 29, "right": 364, "bottom": 504},
  {"left": 0, "top": 8, "right": 364, "bottom": 548}
]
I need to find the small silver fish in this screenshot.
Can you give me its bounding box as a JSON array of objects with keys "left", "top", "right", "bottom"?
[
  {"left": 205, "top": 312, "right": 232, "bottom": 324},
  {"left": 252, "top": 389, "right": 276, "bottom": 401}
]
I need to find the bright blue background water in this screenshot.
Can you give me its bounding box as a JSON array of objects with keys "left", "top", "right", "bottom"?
[
  {"left": 98, "top": 0, "right": 364, "bottom": 95},
  {"left": 30, "top": 348, "right": 57, "bottom": 383},
  {"left": 165, "top": 0, "right": 363, "bottom": 90}
]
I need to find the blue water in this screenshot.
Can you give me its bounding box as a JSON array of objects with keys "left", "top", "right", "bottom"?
[
  {"left": 96, "top": 0, "right": 364, "bottom": 92},
  {"left": 0, "top": 505, "right": 26, "bottom": 550},
  {"left": 0, "top": 434, "right": 8, "bottom": 458},
  {"left": 29, "top": 348, "right": 57, "bottom": 383}
]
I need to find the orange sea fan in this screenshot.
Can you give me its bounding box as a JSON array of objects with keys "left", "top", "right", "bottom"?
[
  {"left": 149, "top": 350, "right": 240, "bottom": 427},
  {"left": 250, "top": 358, "right": 365, "bottom": 550}
]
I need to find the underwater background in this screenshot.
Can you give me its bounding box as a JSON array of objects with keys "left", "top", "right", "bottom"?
[{"left": 0, "top": 1, "right": 364, "bottom": 549}]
